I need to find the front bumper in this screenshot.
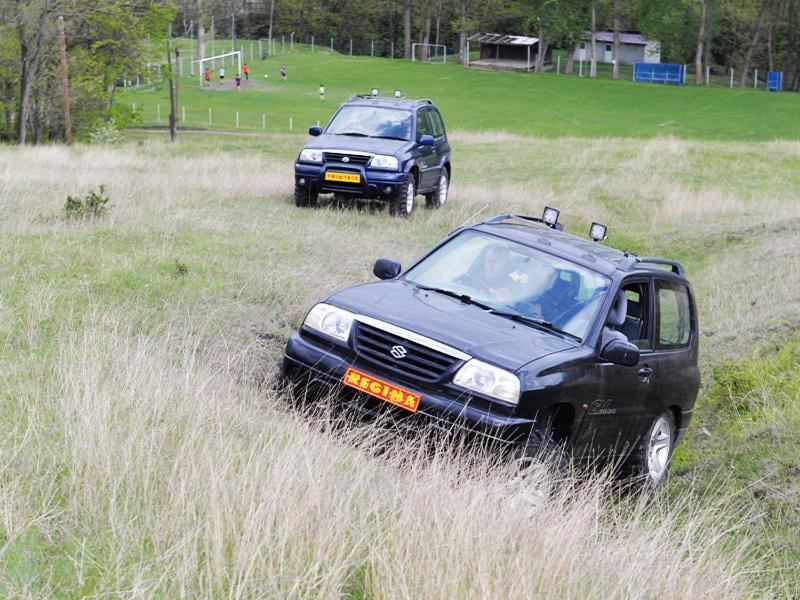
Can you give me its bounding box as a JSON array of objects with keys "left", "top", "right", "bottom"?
[
  {"left": 295, "top": 162, "right": 406, "bottom": 198},
  {"left": 282, "top": 332, "right": 535, "bottom": 445}
]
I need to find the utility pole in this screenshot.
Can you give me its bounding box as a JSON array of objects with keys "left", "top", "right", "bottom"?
[
  {"left": 166, "top": 40, "right": 177, "bottom": 142},
  {"left": 231, "top": 1, "right": 236, "bottom": 53},
  {"left": 58, "top": 16, "right": 73, "bottom": 145}
]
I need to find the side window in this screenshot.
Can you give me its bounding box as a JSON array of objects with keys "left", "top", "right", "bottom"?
[
  {"left": 656, "top": 283, "right": 692, "bottom": 350},
  {"left": 615, "top": 282, "right": 652, "bottom": 349},
  {"left": 429, "top": 109, "right": 445, "bottom": 138},
  {"left": 416, "top": 110, "right": 433, "bottom": 140}
]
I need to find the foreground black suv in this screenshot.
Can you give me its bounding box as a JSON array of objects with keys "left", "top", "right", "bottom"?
[
  {"left": 282, "top": 211, "right": 700, "bottom": 485},
  {"left": 293, "top": 92, "right": 451, "bottom": 216}
]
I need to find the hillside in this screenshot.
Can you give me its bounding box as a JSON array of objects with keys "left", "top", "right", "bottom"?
[{"left": 0, "top": 130, "right": 798, "bottom": 595}]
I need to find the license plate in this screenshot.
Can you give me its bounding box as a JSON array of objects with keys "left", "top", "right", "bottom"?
[
  {"left": 342, "top": 367, "right": 421, "bottom": 413},
  {"left": 325, "top": 171, "right": 360, "bottom": 184}
]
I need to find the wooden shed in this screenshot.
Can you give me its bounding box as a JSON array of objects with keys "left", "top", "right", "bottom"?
[{"left": 467, "top": 33, "right": 552, "bottom": 71}]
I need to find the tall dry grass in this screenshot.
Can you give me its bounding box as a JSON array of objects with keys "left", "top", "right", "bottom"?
[
  {"left": 1, "top": 136, "right": 798, "bottom": 595},
  {"left": 1, "top": 314, "right": 757, "bottom": 597}
]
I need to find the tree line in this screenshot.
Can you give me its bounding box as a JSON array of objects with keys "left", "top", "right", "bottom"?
[{"left": 1, "top": 0, "right": 798, "bottom": 144}]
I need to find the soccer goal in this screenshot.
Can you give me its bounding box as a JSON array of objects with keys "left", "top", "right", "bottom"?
[
  {"left": 412, "top": 43, "right": 447, "bottom": 63},
  {"left": 193, "top": 50, "right": 242, "bottom": 84}
]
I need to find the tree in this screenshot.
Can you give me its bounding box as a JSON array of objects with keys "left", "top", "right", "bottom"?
[
  {"left": 739, "top": 0, "right": 769, "bottom": 87},
  {"left": 611, "top": 0, "right": 620, "bottom": 79},
  {"left": 403, "top": 0, "right": 411, "bottom": 57},
  {"left": 695, "top": 0, "right": 708, "bottom": 83}
]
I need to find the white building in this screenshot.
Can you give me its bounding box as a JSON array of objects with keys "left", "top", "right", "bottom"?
[{"left": 575, "top": 32, "right": 661, "bottom": 65}]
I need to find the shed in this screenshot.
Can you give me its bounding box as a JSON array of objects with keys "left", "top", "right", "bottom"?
[
  {"left": 468, "top": 33, "right": 552, "bottom": 71},
  {"left": 574, "top": 32, "right": 660, "bottom": 66}
]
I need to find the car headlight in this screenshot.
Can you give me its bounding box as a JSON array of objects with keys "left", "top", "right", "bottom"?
[
  {"left": 303, "top": 303, "right": 354, "bottom": 343},
  {"left": 370, "top": 154, "right": 399, "bottom": 170},
  {"left": 299, "top": 148, "right": 323, "bottom": 163},
  {"left": 453, "top": 359, "right": 520, "bottom": 405}
]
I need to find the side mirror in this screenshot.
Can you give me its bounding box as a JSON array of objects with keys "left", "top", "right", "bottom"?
[
  {"left": 308, "top": 126, "right": 322, "bottom": 136},
  {"left": 373, "top": 258, "right": 401, "bottom": 280},
  {"left": 600, "top": 339, "right": 640, "bottom": 367},
  {"left": 418, "top": 134, "right": 434, "bottom": 147}
]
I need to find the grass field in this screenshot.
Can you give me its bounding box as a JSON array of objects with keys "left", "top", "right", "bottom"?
[
  {"left": 1, "top": 129, "right": 799, "bottom": 596},
  {"left": 121, "top": 42, "right": 800, "bottom": 141}
]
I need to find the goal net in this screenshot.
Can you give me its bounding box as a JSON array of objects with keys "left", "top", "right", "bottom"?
[
  {"left": 412, "top": 44, "right": 447, "bottom": 63},
  {"left": 193, "top": 51, "right": 242, "bottom": 83}
]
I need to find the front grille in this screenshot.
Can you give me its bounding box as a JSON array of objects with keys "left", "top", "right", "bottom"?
[
  {"left": 353, "top": 322, "right": 462, "bottom": 383},
  {"left": 324, "top": 152, "right": 371, "bottom": 166}
]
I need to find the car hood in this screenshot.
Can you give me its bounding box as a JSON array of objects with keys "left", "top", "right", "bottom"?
[
  {"left": 327, "top": 281, "right": 575, "bottom": 372},
  {"left": 303, "top": 133, "right": 410, "bottom": 157}
]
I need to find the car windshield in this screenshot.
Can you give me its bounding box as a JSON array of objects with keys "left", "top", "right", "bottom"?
[
  {"left": 327, "top": 106, "right": 413, "bottom": 140},
  {"left": 404, "top": 230, "right": 611, "bottom": 341}
]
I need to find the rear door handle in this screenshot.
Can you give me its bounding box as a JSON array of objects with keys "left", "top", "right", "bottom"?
[{"left": 638, "top": 366, "right": 653, "bottom": 382}]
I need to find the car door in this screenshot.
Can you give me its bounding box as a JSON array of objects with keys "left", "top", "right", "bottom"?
[
  {"left": 428, "top": 108, "right": 449, "bottom": 177},
  {"left": 574, "top": 278, "right": 655, "bottom": 461},
  {"left": 415, "top": 108, "right": 438, "bottom": 190},
  {"left": 641, "top": 279, "right": 699, "bottom": 431}
]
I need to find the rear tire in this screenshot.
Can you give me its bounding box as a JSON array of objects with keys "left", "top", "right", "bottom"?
[
  {"left": 294, "top": 183, "right": 318, "bottom": 207},
  {"left": 425, "top": 170, "right": 449, "bottom": 209},
  {"left": 390, "top": 174, "right": 415, "bottom": 217},
  {"left": 624, "top": 411, "right": 675, "bottom": 487}
]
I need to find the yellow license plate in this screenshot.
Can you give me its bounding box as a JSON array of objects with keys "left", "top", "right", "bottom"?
[
  {"left": 342, "top": 367, "right": 421, "bottom": 413},
  {"left": 325, "top": 171, "right": 361, "bottom": 183}
]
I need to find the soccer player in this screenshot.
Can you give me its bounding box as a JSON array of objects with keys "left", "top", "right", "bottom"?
[
  {"left": 235, "top": 73, "right": 242, "bottom": 91},
  {"left": 280, "top": 64, "right": 286, "bottom": 81},
  {"left": 319, "top": 84, "right": 325, "bottom": 101},
  {"left": 219, "top": 66, "right": 225, "bottom": 83},
  {"left": 243, "top": 63, "right": 250, "bottom": 80},
  {"left": 204, "top": 68, "right": 210, "bottom": 85}
]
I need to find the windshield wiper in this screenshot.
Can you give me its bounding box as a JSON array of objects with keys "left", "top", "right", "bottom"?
[
  {"left": 415, "top": 285, "right": 494, "bottom": 310},
  {"left": 415, "top": 284, "right": 579, "bottom": 340},
  {"left": 337, "top": 132, "right": 369, "bottom": 137},
  {"left": 487, "top": 309, "right": 580, "bottom": 340},
  {"left": 370, "top": 135, "right": 408, "bottom": 141}
]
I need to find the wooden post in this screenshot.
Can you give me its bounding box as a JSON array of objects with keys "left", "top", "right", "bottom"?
[
  {"left": 58, "top": 16, "right": 73, "bottom": 145},
  {"left": 166, "top": 43, "right": 177, "bottom": 141}
]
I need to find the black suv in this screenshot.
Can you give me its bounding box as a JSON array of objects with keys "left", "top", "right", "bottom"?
[
  {"left": 293, "top": 92, "right": 451, "bottom": 216},
  {"left": 282, "top": 211, "right": 700, "bottom": 485}
]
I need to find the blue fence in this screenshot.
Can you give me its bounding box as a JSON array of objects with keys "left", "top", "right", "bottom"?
[
  {"left": 633, "top": 63, "right": 685, "bottom": 85},
  {"left": 767, "top": 71, "right": 783, "bottom": 92}
]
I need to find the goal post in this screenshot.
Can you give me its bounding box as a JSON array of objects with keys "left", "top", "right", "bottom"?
[
  {"left": 193, "top": 51, "right": 242, "bottom": 84},
  {"left": 412, "top": 43, "right": 447, "bottom": 63}
]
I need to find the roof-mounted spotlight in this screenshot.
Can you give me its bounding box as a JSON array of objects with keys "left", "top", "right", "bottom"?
[
  {"left": 589, "top": 222, "right": 608, "bottom": 242},
  {"left": 371, "top": 87, "right": 380, "bottom": 96},
  {"left": 394, "top": 89, "right": 402, "bottom": 98},
  {"left": 542, "top": 206, "right": 560, "bottom": 228}
]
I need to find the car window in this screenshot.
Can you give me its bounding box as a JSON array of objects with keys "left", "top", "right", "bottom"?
[
  {"left": 613, "top": 282, "right": 652, "bottom": 349},
  {"left": 429, "top": 109, "right": 445, "bottom": 138},
  {"left": 404, "top": 230, "right": 610, "bottom": 341},
  {"left": 327, "top": 106, "right": 412, "bottom": 140},
  {"left": 416, "top": 110, "right": 433, "bottom": 140},
  {"left": 656, "top": 282, "right": 692, "bottom": 350}
]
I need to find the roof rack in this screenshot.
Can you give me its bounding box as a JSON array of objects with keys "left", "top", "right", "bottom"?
[
  {"left": 346, "top": 94, "right": 434, "bottom": 106},
  {"left": 636, "top": 257, "right": 686, "bottom": 277},
  {"left": 484, "top": 213, "right": 549, "bottom": 227}
]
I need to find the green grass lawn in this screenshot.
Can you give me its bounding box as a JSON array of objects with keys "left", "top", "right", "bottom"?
[{"left": 121, "top": 41, "right": 800, "bottom": 140}]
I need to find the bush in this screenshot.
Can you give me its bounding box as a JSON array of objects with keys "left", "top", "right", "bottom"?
[
  {"left": 89, "top": 119, "right": 124, "bottom": 144},
  {"left": 64, "top": 185, "right": 111, "bottom": 220}
]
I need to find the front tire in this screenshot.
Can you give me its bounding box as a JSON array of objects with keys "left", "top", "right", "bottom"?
[
  {"left": 425, "top": 170, "right": 449, "bottom": 209},
  {"left": 625, "top": 411, "right": 675, "bottom": 487},
  {"left": 294, "top": 183, "right": 318, "bottom": 208},
  {"left": 518, "top": 427, "right": 570, "bottom": 477},
  {"left": 390, "top": 174, "right": 415, "bottom": 217}
]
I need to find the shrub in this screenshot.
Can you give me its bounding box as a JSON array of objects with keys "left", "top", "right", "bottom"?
[
  {"left": 64, "top": 185, "right": 111, "bottom": 220},
  {"left": 89, "top": 119, "right": 124, "bottom": 145}
]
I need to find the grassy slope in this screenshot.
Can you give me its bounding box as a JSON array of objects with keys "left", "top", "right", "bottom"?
[
  {"left": 3, "top": 42, "right": 800, "bottom": 598},
  {"left": 1, "top": 131, "right": 799, "bottom": 595},
  {"left": 121, "top": 43, "right": 800, "bottom": 140}
]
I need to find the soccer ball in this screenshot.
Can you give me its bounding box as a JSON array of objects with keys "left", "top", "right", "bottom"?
[{"left": 264, "top": 74, "right": 268, "bottom": 78}]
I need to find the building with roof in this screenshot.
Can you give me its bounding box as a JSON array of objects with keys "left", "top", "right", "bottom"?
[
  {"left": 468, "top": 33, "right": 552, "bottom": 71},
  {"left": 574, "top": 32, "right": 660, "bottom": 66}
]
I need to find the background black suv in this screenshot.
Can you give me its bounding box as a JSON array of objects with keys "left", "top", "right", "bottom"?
[
  {"left": 294, "top": 93, "right": 451, "bottom": 216},
  {"left": 282, "top": 212, "right": 700, "bottom": 486}
]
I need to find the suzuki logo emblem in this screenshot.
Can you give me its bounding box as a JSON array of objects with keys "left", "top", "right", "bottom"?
[
  {"left": 390, "top": 345, "right": 407, "bottom": 359},
  {"left": 342, "top": 156, "right": 350, "bottom": 163}
]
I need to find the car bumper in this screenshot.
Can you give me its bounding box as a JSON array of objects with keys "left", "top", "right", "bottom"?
[
  {"left": 295, "top": 163, "right": 406, "bottom": 198},
  {"left": 281, "top": 332, "right": 535, "bottom": 445}
]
